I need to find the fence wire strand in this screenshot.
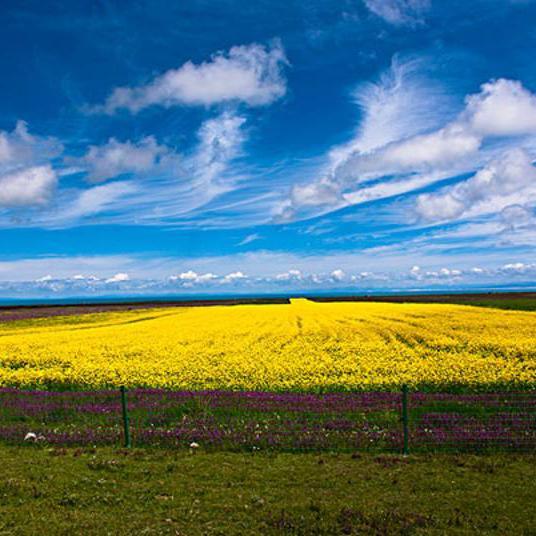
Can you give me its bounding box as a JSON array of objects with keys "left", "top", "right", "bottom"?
[{"left": 0, "top": 387, "right": 534, "bottom": 453}]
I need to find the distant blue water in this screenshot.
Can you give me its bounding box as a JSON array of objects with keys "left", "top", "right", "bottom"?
[{"left": 0, "top": 284, "right": 535, "bottom": 306}]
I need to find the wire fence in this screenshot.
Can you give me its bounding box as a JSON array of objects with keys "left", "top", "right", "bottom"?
[{"left": 0, "top": 387, "right": 534, "bottom": 453}]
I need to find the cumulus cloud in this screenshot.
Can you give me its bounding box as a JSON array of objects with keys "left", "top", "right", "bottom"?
[
  {"left": 330, "top": 269, "right": 346, "bottom": 281},
  {"left": 0, "top": 121, "right": 62, "bottom": 208},
  {"left": 105, "top": 273, "right": 129, "bottom": 283},
  {"left": 0, "top": 121, "right": 62, "bottom": 167},
  {"left": 223, "top": 271, "right": 247, "bottom": 283},
  {"left": 79, "top": 137, "right": 177, "bottom": 183},
  {"left": 464, "top": 79, "right": 536, "bottom": 137},
  {"left": 499, "top": 262, "right": 536, "bottom": 275},
  {"left": 169, "top": 270, "right": 218, "bottom": 285},
  {"left": 409, "top": 265, "right": 462, "bottom": 280},
  {"left": 0, "top": 165, "right": 57, "bottom": 207},
  {"left": 173, "top": 270, "right": 198, "bottom": 281},
  {"left": 71, "top": 274, "right": 99, "bottom": 281},
  {"left": 364, "top": 0, "right": 431, "bottom": 26},
  {"left": 416, "top": 149, "right": 536, "bottom": 221},
  {"left": 97, "top": 42, "right": 288, "bottom": 114},
  {"left": 2, "top": 250, "right": 536, "bottom": 297},
  {"left": 352, "top": 271, "right": 388, "bottom": 282},
  {"left": 275, "top": 269, "right": 302, "bottom": 281}
]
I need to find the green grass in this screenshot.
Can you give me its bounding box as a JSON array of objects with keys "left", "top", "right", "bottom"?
[
  {"left": 1, "top": 446, "right": 535, "bottom": 535},
  {"left": 312, "top": 293, "right": 536, "bottom": 311},
  {"left": 448, "top": 297, "right": 536, "bottom": 311}
]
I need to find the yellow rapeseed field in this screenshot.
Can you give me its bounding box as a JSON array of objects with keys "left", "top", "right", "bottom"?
[{"left": 0, "top": 299, "right": 535, "bottom": 390}]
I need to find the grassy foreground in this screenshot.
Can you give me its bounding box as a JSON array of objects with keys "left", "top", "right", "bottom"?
[{"left": 1, "top": 447, "right": 534, "bottom": 535}]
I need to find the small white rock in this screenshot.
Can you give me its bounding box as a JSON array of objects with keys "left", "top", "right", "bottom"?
[
  {"left": 24, "top": 432, "right": 37, "bottom": 442},
  {"left": 189, "top": 442, "right": 200, "bottom": 449}
]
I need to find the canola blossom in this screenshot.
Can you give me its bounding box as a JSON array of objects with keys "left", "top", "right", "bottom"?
[{"left": 0, "top": 299, "right": 535, "bottom": 390}]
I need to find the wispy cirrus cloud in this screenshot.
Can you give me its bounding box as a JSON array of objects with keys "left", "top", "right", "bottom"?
[
  {"left": 274, "top": 55, "right": 456, "bottom": 221},
  {"left": 277, "top": 56, "right": 536, "bottom": 231},
  {"left": 364, "top": 0, "right": 431, "bottom": 27},
  {"left": 21, "top": 110, "right": 247, "bottom": 229},
  {"left": 238, "top": 233, "right": 261, "bottom": 246}
]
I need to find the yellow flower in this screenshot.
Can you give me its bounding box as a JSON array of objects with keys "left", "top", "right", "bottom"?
[{"left": 0, "top": 298, "right": 534, "bottom": 390}]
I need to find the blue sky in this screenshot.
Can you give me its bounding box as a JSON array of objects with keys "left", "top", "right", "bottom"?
[{"left": 1, "top": 0, "right": 536, "bottom": 297}]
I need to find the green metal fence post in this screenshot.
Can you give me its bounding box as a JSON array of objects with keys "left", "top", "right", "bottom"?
[
  {"left": 120, "top": 386, "right": 131, "bottom": 448},
  {"left": 402, "top": 384, "right": 409, "bottom": 456}
]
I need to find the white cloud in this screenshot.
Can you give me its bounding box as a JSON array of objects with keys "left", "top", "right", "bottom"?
[
  {"left": 332, "top": 55, "right": 451, "bottom": 172},
  {"left": 342, "top": 170, "right": 445, "bottom": 207},
  {"left": 191, "top": 112, "right": 246, "bottom": 188},
  {"left": 364, "top": 0, "right": 431, "bottom": 26},
  {"left": 105, "top": 272, "right": 129, "bottom": 283},
  {"left": 98, "top": 41, "right": 288, "bottom": 114},
  {"left": 175, "top": 270, "right": 198, "bottom": 281},
  {"left": 416, "top": 149, "right": 536, "bottom": 221},
  {"left": 12, "top": 110, "right": 248, "bottom": 229},
  {"left": 170, "top": 270, "right": 217, "bottom": 285},
  {"left": 338, "top": 79, "right": 513, "bottom": 182},
  {"left": 0, "top": 121, "right": 62, "bottom": 208},
  {"left": 0, "top": 121, "right": 62, "bottom": 167},
  {"left": 223, "top": 271, "right": 247, "bottom": 283},
  {"left": 500, "top": 204, "right": 535, "bottom": 229},
  {"left": 238, "top": 233, "right": 261, "bottom": 246},
  {"left": 79, "top": 137, "right": 176, "bottom": 183},
  {"left": 409, "top": 264, "right": 462, "bottom": 280},
  {"left": 275, "top": 269, "right": 302, "bottom": 281},
  {"left": 2, "top": 250, "right": 536, "bottom": 297},
  {"left": 499, "top": 262, "right": 536, "bottom": 275},
  {"left": 280, "top": 56, "right": 456, "bottom": 220},
  {"left": 195, "top": 273, "right": 218, "bottom": 282},
  {"left": 329, "top": 124, "right": 480, "bottom": 199},
  {"left": 0, "top": 255, "right": 135, "bottom": 282},
  {"left": 71, "top": 274, "right": 99, "bottom": 281},
  {"left": 351, "top": 271, "right": 384, "bottom": 281},
  {"left": 362, "top": 123, "right": 480, "bottom": 172},
  {"left": 330, "top": 269, "right": 346, "bottom": 281},
  {"left": 291, "top": 178, "right": 342, "bottom": 208},
  {"left": 48, "top": 181, "right": 137, "bottom": 225},
  {"left": 464, "top": 79, "right": 536, "bottom": 137},
  {"left": 0, "top": 165, "right": 57, "bottom": 207},
  {"left": 284, "top": 72, "right": 536, "bottom": 225}
]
